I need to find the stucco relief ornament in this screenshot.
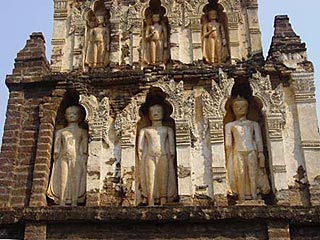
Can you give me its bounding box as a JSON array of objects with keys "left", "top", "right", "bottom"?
[
  {"left": 154, "top": 78, "right": 184, "bottom": 120},
  {"left": 279, "top": 52, "right": 306, "bottom": 70},
  {"left": 184, "top": 91, "right": 195, "bottom": 122},
  {"left": 81, "top": 1, "right": 91, "bottom": 10},
  {"left": 99, "top": 97, "right": 110, "bottom": 143},
  {"left": 117, "top": 98, "right": 140, "bottom": 145},
  {"left": 250, "top": 72, "right": 285, "bottom": 139},
  {"left": 79, "top": 95, "right": 110, "bottom": 143},
  {"left": 251, "top": 72, "right": 285, "bottom": 116},
  {"left": 133, "top": 0, "right": 145, "bottom": 10},
  {"left": 171, "top": 0, "right": 196, "bottom": 27},
  {"left": 69, "top": 5, "right": 84, "bottom": 35},
  {"left": 202, "top": 89, "right": 216, "bottom": 118},
  {"left": 219, "top": 0, "right": 241, "bottom": 11},
  {"left": 153, "top": 77, "right": 195, "bottom": 140},
  {"left": 175, "top": 0, "right": 202, "bottom": 9},
  {"left": 205, "top": 70, "right": 234, "bottom": 118},
  {"left": 110, "top": 0, "right": 124, "bottom": 22},
  {"left": 252, "top": 72, "right": 272, "bottom": 92},
  {"left": 124, "top": 5, "right": 140, "bottom": 31},
  {"left": 69, "top": 1, "right": 91, "bottom": 34}
]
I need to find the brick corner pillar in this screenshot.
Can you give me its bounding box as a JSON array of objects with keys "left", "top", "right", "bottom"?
[
  {"left": 267, "top": 221, "right": 290, "bottom": 240},
  {"left": 12, "top": 32, "right": 50, "bottom": 76},
  {"left": 24, "top": 222, "right": 47, "bottom": 240}
]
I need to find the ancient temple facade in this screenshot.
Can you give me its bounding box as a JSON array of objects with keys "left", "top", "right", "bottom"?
[{"left": 1, "top": 0, "right": 320, "bottom": 239}]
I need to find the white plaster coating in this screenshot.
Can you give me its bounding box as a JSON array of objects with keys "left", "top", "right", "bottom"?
[
  {"left": 283, "top": 87, "right": 305, "bottom": 187},
  {"left": 52, "top": 0, "right": 263, "bottom": 70},
  {"left": 177, "top": 146, "right": 192, "bottom": 196},
  {"left": 47, "top": 1, "right": 320, "bottom": 207}
]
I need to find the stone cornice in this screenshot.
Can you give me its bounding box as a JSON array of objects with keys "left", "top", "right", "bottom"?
[{"left": 1, "top": 206, "right": 320, "bottom": 225}]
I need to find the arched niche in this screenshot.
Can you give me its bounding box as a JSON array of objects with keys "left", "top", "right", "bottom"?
[
  {"left": 224, "top": 83, "right": 266, "bottom": 145},
  {"left": 136, "top": 88, "right": 175, "bottom": 132},
  {"left": 83, "top": 0, "right": 111, "bottom": 72},
  {"left": 135, "top": 87, "right": 178, "bottom": 206},
  {"left": 53, "top": 91, "right": 88, "bottom": 132},
  {"left": 201, "top": 0, "right": 230, "bottom": 64},
  {"left": 225, "top": 80, "right": 263, "bottom": 124},
  {"left": 47, "top": 90, "right": 88, "bottom": 206},
  {"left": 141, "top": 0, "right": 170, "bottom": 66},
  {"left": 218, "top": 0, "right": 240, "bottom": 12},
  {"left": 223, "top": 81, "right": 274, "bottom": 205}
]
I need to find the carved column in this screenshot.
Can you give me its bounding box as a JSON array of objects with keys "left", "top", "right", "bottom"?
[
  {"left": 131, "top": 18, "right": 142, "bottom": 65},
  {"left": 154, "top": 79, "right": 194, "bottom": 205},
  {"left": 185, "top": 0, "right": 211, "bottom": 62},
  {"left": 168, "top": 16, "right": 180, "bottom": 62},
  {"left": 109, "top": 2, "right": 123, "bottom": 64},
  {"left": 80, "top": 95, "right": 110, "bottom": 206},
  {"left": 173, "top": 2, "right": 193, "bottom": 64},
  {"left": 121, "top": 5, "right": 139, "bottom": 65},
  {"left": 208, "top": 116, "right": 226, "bottom": 205},
  {"left": 266, "top": 114, "right": 288, "bottom": 205},
  {"left": 291, "top": 72, "right": 320, "bottom": 206},
  {"left": 117, "top": 98, "right": 141, "bottom": 206},
  {"left": 69, "top": 5, "right": 85, "bottom": 70},
  {"left": 190, "top": 10, "right": 202, "bottom": 62},
  {"left": 251, "top": 73, "right": 288, "bottom": 205},
  {"left": 51, "top": 0, "right": 68, "bottom": 72},
  {"left": 204, "top": 73, "right": 234, "bottom": 206},
  {"left": 227, "top": 11, "right": 242, "bottom": 63},
  {"left": 190, "top": 88, "right": 213, "bottom": 205},
  {"left": 244, "top": 0, "right": 262, "bottom": 56},
  {"left": 73, "top": 28, "right": 85, "bottom": 69},
  {"left": 175, "top": 120, "right": 193, "bottom": 204}
]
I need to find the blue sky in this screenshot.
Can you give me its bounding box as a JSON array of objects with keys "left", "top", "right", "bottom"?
[{"left": 0, "top": 1, "right": 319, "bottom": 143}]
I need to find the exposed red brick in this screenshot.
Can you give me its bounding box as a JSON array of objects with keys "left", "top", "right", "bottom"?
[
  {"left": 32, "top": 171, "right": 49, "bottom": 180},
  {"left": 36, "top": 151, "right": 51, "bottom": 159},
  {"left": 10, "top": 196, "right": 26, "bottom": 207},
  {"left": 25, "top": 222, "right": 47, "bottom": 240},
  {"left": 11, "top": 32, "right": 50, "bottom": 76},
  {"left": 29, "top": 194, "right": 47, "bottom": 207},
  {"left": 36, "top": 143, "right": 52, "bottom": 152},
  {"left": 31, "top": 185, "right": 47, "bottom": 195},
  {"left": 34, "top": 164, "right": 50, "bottom": 173},
  {"left": 267, "top": 221, "right": 290, "bottom": 239}
]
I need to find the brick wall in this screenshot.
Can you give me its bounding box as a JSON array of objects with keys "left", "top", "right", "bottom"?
[
  {"left": 0, "top": 33, "right": 52, "bottom": 208},
  {"left": 0, "top": 91, "right": 25, "bottom": 207}
]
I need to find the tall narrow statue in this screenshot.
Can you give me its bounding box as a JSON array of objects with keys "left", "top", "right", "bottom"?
[
  {"left": 144, "top": 13, "right": 168, "bottom": 65},
  {"left": 202, "top": 9, "right": 227, "bottom": 64},
  {"left": 137, "top": 104, "right": 177, "bottom": 206},
  {"left": 225, "top": 97, "right": 270, "bottom": 202},
  {"left": 47, "top": 106, "right": 88, "bottom": 206},
  {"left": 84, "top": 12, "right": 110, "bottom": 71}
]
